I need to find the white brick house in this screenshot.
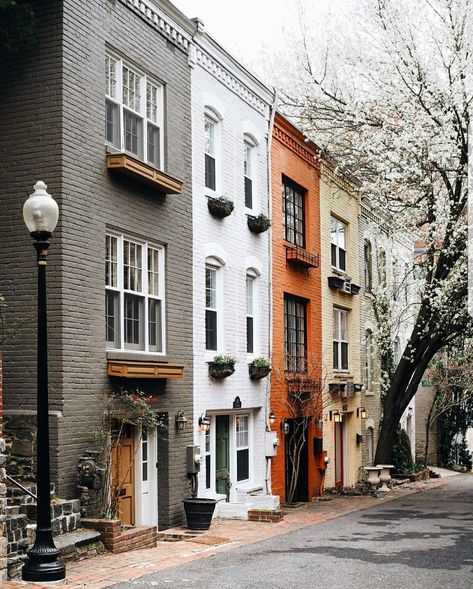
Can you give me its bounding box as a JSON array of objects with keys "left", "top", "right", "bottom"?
[{"left": 189, "top": 20, "right": 276, "bottom": 516}]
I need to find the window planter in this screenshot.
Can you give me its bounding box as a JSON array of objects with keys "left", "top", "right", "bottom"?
[
  {"left": 247, "top": 214, "right": 271, "bottom": 234},
  {"left": 207, "top": 196, "right": 234, "bottom": 219},
  {"left": 249, "top": 364, "right": 271, "bottom": 380},
  {"left": 208, "top": 357, "right": 236, "bottom": 379}
]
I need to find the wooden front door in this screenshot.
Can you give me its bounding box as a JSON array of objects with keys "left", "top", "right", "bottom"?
[
  {"left": 334, "top": 421, "right": 344, "bottom": 487},
  {"left": 215, "top": 415, "right": 230, "bottom": 499},
  {"left": 111, "top": 427, "right": 135, "bottom": 525}
]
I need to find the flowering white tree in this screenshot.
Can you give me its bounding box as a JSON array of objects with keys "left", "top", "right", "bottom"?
[{"left": 274, "top": 0, "right": 472, "bottom": 463}]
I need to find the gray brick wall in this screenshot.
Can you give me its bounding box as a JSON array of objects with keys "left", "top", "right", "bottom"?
[{"left": 0, "top": 0, "right": 193, "bottom": 529}]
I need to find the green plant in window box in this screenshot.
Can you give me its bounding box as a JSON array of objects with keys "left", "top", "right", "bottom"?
[
  {"left": 207, "top": 196, "right": 234, "bottom": 219},
  {"left": 247, "top": 214, "right": 271, "bottom": 234},
  {"left": 208, "top": 355, "right": 236, "bottom": 378},
  {"left": 249, "top": 357, "right": 272, "bottom": 380}
]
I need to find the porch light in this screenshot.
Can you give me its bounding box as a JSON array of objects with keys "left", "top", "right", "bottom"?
[
  {"left": 316, "top": 417, "right": 324, "bottom": 429},
  {"left": 175, "top": 410, "right": 188, "bottom": 431},
  {"left": 330, "top": 410, "right": 342, "bottom": 423},
  {"left": 357, "top": 407, "right": 368, "bottom": 419},
  {"left": 268, "top": 410, "right": 276, "bottom": 427},
  {"left": 198, "top": 414, "right": 210, "bottom": 433},
  {"left": 281, "top": 420, "right": 290, "bottom": 435}
]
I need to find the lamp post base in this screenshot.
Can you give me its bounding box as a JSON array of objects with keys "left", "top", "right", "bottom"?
[{"left": 22, "top": 536, "right": 66, "bottom": 583}]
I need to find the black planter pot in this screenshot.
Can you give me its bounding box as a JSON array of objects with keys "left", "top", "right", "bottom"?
[
  {"left": 249, "top": 364, "right": 271, "bottom": 380},
  {"left": 207, "top": 197, "right": 234, "bottom": 219},
  {"left": 247, "top": 214, "right": 271, "bottom": 234},
  {"left": 208, "top": 362, "right": 235, "bottom": 379},
  {"left": 183, "top": 498, "right": 217, "bottom": 530}
]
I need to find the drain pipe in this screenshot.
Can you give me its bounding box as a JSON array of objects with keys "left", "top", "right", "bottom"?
[{"left": 264, "top": 88, "right": 278, "bottom": 496}]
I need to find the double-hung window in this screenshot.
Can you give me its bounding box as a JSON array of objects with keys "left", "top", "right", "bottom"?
[
  {"left": 105, "top": 233, "right": 165, "bottom": 353},
  {"left": 244, "top": 139, "right": 256, "bottom": 209},
  {"left": 236, "top": 415, "right": 250, "bottom": 482},
  {"left": 364, "top": 330, "right": 374, "bottom": 391},
  {"left": 246, "top": 274, "right": 256, "bottom": 354},
  {"left": 282, "top": 177, "right": 305, "bottom": 247},
  {"left": 205, "top": 265, "right": 218, "bottom": 351},
  {"left": 105, "top": 53, "right": 163, "bottom": 169},
  {"left": 364, "top": 240, "right": 372, "bottom": 292},
  {"left": 284, "top": 295, "right": 307, "bottom": 373},
  {"left": 333, "top": 308, "right": 349, "bottom": 371},
  {"left": 331, "top": 217, "right": 347, "bottom": 271},
  {"left": 205, "top": 117, "right": 217, "bottom": 192}
]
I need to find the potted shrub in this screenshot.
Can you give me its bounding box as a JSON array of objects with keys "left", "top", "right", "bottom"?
[
  {"left": 208, "top": 355, "right": 236, "bottom": 379},
  {"left": 247, "top": 214, "right": 271, "bottom": 234},
  {"left": 249, "top": 357, "right": 271, "bottom": 380},
  {"left": 207, "top": 196, "right": 234, "bottom": 219}
]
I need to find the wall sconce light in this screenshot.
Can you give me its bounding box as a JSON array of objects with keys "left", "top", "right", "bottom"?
[
  {"left": 175, "top": 410, "right": 188, "bottom": 432},
  {"left": 316, "top": 417, "right": 324, "bottom": 429},
  {"left": 268, "top": 410, "right": 276, "bottom": 427},
  {"left": 357, "top": 407, "right": 368, "bottom": 419},
  {"left": 198, "top": 414, "right": 210, "bottom": 433},
  {"left": 329, "top": 411, "right": 343, "bottom": 423},
  {"left": 281, "top": 420, "right": 290, "bottom": 435}
]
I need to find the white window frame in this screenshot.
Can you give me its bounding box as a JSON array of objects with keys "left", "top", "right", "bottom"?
[
  {"left": 364, "top": 330, "right": 374, "bottom": 393},
  {"left": 204, "top": 108, "right": 222, "bottom": 196},
  {"left": 246, "top": 270, "right": 259, "bottom": 357},
  {"left": 105, "top": 52, "right": 164, "bottom": 169},
  {"left": 333, "top": 307, "right": 349, "bottom": 371},
  {"left": 205, "top": 260, "right": 223, "bottom": 354},
  {"left": 235, "top": 414, "right": 251, "bottom": 483},
  {"left": 105, "top": 232, "right": 165, "bottom": 355},
  {"left": 244, "top": 135, "right": 257, "bottom": 212},
  {"left": 331, "top": 217, "right": 347, "bottom": 272}
]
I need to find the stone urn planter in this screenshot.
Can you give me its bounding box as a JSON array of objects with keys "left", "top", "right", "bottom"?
[
  {"left": 377, "top": 464, "right": 394, "bottom": 492},
  {"left": 365, "top": 466, "right": 381, "bottom": 491},
  {"left": 247, "top": 214, "right": 271, "bottom": 234},
  {"left": 207, "top": 196, "right": 234, "bottom": 219}
]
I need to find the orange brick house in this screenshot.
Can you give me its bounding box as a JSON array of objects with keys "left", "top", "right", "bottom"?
[{"left": 270, "top": 113, "right": 323, "bottom": 504}]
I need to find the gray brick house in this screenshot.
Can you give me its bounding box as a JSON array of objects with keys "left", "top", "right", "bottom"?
[{"left": 0, "top": 0, "right": 194, "bottom": 529}]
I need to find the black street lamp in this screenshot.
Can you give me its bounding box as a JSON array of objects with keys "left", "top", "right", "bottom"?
[{"left": 21, "top": 181, "right": 66, "bottom": 582}]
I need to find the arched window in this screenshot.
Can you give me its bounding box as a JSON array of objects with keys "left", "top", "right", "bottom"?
[
  {"left": 204, "top": 107, "right": 222, "bottom": 194},
  {"left": 364, "top": 330, "right": 374, "bottom": 392},
  {"left": 205, "top": 256, "right": 224, "bottom": 351},
  {"left": 393, "top": 336, "right": 401, "bottom": 366},
  {"left": 364, "top": 240, "right": 372, "bottom": 292},
  {"left": 243, "top": 134, "right": 257, "bottom": 211},
  {"left": 246, "top": 268, "right": 259, "bottom": 354},
  {"left": 378, "top": 248, "right": 386, "bottom": 286}
]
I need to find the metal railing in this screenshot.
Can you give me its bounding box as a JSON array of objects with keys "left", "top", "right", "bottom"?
[{"left": 6, "top": 474, "right": 37, "bottom": 500}]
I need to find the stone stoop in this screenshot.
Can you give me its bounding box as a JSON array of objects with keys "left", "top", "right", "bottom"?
[{"left": 215, "top": 491, "right": 281, "bottom": 521}]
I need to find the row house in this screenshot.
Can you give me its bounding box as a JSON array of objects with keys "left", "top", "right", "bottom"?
[
  {"left": 359, "top": 200, "right": 416, "bottom": 466},
  {"left": 1, "top": 0, "right": 195, "bottom": 530},
  {"left": 320, "top": 162, "right": 362, "bottom": 489},
  {"left": 270, "top": 114, "right": 323, "bottom": 503},
  {"left": 189, "top": 20, "right": 277, "bottom": 516}
]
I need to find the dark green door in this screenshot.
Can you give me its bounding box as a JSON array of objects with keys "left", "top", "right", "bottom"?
[{"left": 216, "top": 415, "right": 230, "bottom": 499}]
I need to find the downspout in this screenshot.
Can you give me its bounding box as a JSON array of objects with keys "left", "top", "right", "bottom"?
[{"left": 265, "top": 88, "right": 278, "bottom": 495}]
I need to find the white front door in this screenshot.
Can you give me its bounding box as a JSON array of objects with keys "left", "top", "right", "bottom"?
[{"left": 135, "top": 428, "right": 158, "bottom": 526}]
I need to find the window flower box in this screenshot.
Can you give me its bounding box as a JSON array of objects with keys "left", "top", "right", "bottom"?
[
  {"left": 248, "top": 358, "right": 271, "bottom": 380},
  {"left": 247, "top": 214, "right": 271, "bottom": 234},
  {"left": 208, "top": 355, "right": 236, "bottom": 379},
  {"left": 207, "top": 196, "right": 234, "bottom": 219}
]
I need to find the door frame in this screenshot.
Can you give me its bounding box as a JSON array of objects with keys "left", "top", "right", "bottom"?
[{"left": 134, "top": 427, "right": 158, "bottom": 527}]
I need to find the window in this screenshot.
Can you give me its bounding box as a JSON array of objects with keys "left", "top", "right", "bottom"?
[
  {"left": 364, "top": 330, "right": 374, "bottom": 392},
  {"left": 105, "top": 53, "right": 163, "bottom": 168},
  {"left": 236, "top": 415, "right": 250, "bottom": 482},
  {"left": 105, "top": 233, "right": 165, "bottom": 353},
  {"left": 393, "top": 337, "right": 401, "bottom": 366},
  {"left": 284, "top": 295, "right": 307, "bottom": 373},
  {"left": 205, "top": 116, "right": 217, "bottom": 191},
  {"left": 282, "top": 177, "right": 305, "bottom": 247},
  {"left": 205, "top": 265, "right": 219, "bottom": 351},
  {"left": 141, "top": 431, "right": 148, "bottom": 482},
  {"left": 244, "top": 138, "right": 256, "bottom": 209},
  {"left": 333, "top": 308, "right": 348, "bottom": 371},
  {"left": 246, "top": 275, "right": 255, "bottom": 354},
  {"left": 366, "top": 427, "right": 374, "bottom": 465},
  {"left": 364, "top": 240, "right": 372, "bottom": 292},
  {"left": 378, "top": 248, "right": 386, "bottom": 286},
  {"left": 331, "top": 217, "right": 347, "bottom": 271}
]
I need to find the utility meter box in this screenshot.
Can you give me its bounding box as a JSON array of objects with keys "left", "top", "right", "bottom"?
[
  {"left": 265, "top": 431, "right": 279, "bottom": 457},
  {"left": 186, "top": 445, "right": 201, "bottom": 474}
]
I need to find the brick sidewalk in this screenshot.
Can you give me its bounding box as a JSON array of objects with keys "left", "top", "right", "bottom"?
[{"left": 5, "top": 477, "right": 456, "bottom": 589}]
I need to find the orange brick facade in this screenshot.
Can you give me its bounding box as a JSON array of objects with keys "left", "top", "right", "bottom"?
[{"left": 270, "top": 114, "right": 323, "bottom": 503}]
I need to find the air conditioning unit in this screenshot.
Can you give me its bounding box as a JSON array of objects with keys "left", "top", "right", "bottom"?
[{"left": 342, "top": 281, "right": 352, "bottom": 294}]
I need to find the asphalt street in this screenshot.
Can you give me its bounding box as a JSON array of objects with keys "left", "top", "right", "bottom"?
[{"left": 111, "top": 476, "right": 473, "bottom": 589}]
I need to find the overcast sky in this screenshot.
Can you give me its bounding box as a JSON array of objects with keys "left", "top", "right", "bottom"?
[{"left": 172, "top": 0, "right": 347, "bottom": 76}]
